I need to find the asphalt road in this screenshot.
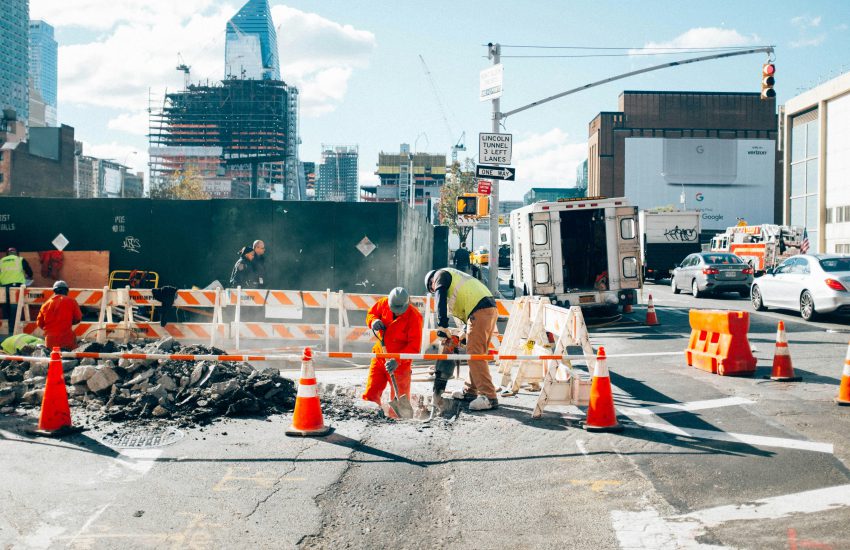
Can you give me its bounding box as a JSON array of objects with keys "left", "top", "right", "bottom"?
[{"left": 2, "top": 282, "right": 850, "bottom": 549}]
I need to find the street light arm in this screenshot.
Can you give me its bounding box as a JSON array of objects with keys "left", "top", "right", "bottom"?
[{"left": 501, "top": 46, "right": 775, "bottom": 120}]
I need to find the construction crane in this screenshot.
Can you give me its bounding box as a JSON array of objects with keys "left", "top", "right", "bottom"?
[
  {"left": 418, "top": 55, "right": 466, "bottom": 164},
  {"left": 176, "top": 53, "right": 191, "bottom": 89}
]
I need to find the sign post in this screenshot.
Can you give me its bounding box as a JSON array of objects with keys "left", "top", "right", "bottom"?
[{"left": 484, "top": 43, "right": 502, "bottom": 293}]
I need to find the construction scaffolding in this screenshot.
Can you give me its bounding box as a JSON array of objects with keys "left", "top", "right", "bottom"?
[{"left": 148, "top": 78, "right": 299, "bottom": 199}]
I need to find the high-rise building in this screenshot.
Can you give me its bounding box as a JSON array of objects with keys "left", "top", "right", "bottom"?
[
  {"left": 362, "top": 144, "right": 447, "bottom": 215},
  {"left": 1, "top": 0, "right": 29, "bottom": 126},
  {"left": 317, "top": 145, "right": 358, "bottom": 202},
  {"left": 575, "top": 159, "right": 588, "bottom": 190},
  {"left": 28, "top": 20, "right": 57, "bottom": 127},
  {"left": 225, "top": 0, "right": 280, "bottom": 80}
]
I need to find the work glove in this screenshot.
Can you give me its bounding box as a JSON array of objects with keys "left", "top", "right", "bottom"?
[
  {"left": 436, "top": 328, "right": 449, "bottom": 340},
  {"left": 371, "top": 319, "right": 386, "bottom": 332},
  {"left": 386, "top": 358, "right": 398, "bottom": 373}
]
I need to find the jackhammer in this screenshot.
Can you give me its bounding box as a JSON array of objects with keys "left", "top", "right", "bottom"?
[{"left": 430, "top": 333, "right": 462, "bottom": 420}]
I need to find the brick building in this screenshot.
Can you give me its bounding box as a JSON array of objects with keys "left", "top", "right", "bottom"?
[
  {"left": 588, "top": 91, "right": 780, "bottom": 230},
  {"left": 0, "top": 124, "right": 75, "bottom": 197}
]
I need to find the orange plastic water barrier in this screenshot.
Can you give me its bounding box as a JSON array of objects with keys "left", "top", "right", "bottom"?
[{"left": 685, "top": 309, "right": 756, "bottom": 376}]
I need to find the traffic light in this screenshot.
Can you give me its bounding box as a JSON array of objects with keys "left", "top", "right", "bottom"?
[
  {"left": 761, "top": 63, "right": 776, "bottom": 100},
  {"left": 457, "top": 194, "right": 477, "bottom": 215}
]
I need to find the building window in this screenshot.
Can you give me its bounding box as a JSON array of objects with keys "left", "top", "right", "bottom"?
[{"left": 790, "top": 115, "right": 819, "bottom": 251}]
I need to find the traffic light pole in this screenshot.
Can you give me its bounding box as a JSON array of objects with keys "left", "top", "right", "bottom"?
[
  {"left": 487, "top": 43, "right": 501, "bottom": 295},
  {"left": 483, "top": 43, "right": 774, "bottom": 295}
]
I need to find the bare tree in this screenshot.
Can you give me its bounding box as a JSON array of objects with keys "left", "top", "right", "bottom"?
[{"left": 438, "top": 158, "right": 477, "bottom": 245}]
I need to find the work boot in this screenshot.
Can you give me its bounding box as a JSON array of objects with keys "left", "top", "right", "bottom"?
[
  {"left": 468, "top": 395, "right": 498, "bottom": 411},
  {"left": 450, "top": 390, "right": 477, "bottom": 401}
]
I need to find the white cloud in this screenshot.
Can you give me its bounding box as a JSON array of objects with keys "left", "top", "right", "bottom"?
[
  {"left": 504, "top": 129, "right": 586, "bottom": 201},
  {"left": 791, "top": 15, "right": 822, "bottom": 29},
  {"left": 791, "top": 35, "right": 827, "bottom": 48},
  {"left": 30, "top": 0, "right": 222, "bottom": 32},
  {"left": 107, "top": 111, "right": 149, "bottom": 136},
  {"left": 636, "top": 27, "right": 760, "bottom": 53}
]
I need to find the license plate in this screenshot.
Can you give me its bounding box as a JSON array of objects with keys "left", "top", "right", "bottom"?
[
  {"left": 579, "top": 295, "right": 595, "bottom": 304},
  {"left": 723, "top": 271, "right": 737, "bottom": 278}
]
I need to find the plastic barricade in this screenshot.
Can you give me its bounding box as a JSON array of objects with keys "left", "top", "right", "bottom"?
[{"left": 685, "top": 309, "right": 756, "bottom": 376}]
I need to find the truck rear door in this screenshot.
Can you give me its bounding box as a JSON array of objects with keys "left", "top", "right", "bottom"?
[
  {"left": 529, "top": 211, "right": 557, "bottom": 295},
  {"left": 615, "top": 206, "right": 641, "bottom": 289}
]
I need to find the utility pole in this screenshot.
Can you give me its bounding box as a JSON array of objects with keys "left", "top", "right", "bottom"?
[{"left": 487, "top": 42, "right": 501, "bottom": 294}]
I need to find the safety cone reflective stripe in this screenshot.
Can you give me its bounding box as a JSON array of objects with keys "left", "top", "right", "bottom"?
[
  {"left": 584, "top": 347, "right": 624, "bottom": 433},
  {"left": 771, "top": 321, "right": 801, "bottom": 381},
  {"left": 645, "top": 295, "right": 659, "bottom": 326},
  {"left": 29, "top": 348, "right": 81, "bottom": 437},
  {"left": 836, "top": 342, "right": 850, "bottom": 406},
  {"left": 286, "top": 347, "right": 331, "bottom": 436}
]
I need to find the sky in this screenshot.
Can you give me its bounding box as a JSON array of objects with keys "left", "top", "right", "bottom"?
[{"left": 29, "top": 0, "right": 850, "bottom": 201}]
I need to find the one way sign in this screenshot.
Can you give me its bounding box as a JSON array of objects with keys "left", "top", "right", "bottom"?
[{"left": 476, "top": 165, "right": 516, "bottom": 181}]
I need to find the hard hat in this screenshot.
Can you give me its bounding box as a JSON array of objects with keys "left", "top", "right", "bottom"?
[
  {"left": 52, "top": 280, "right": 69, "bottom": 294},
  {"left": 424, "top": 270, "right": 437, "bottom": 292},
  {"left": 387, "top": 287, "right": 409, "bottom": 315}
]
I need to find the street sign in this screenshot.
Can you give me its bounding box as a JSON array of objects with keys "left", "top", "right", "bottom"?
[
  {"left": 477, "top": 180, "right": 492, "bottom": 195},
  {"left": 479, "top": 64, "right": 503, "bottom": 102},
  {"left": 479, "top": 133, "right": 512, "bottom": 165},
  {"left": 476, "top": 165, "right": 515, "bottom": 181}
]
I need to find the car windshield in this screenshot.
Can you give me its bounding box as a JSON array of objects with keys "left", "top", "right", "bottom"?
[
  {"left": 819, "top": 258, "right": 850, "bottom": 272},
  {"left": 703, "top": 254, "right": 742, "bottom": 265}
]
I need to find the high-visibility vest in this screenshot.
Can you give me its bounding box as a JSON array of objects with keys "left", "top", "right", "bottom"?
[
  {"left": 1, "top": 333, "right": 43, "bottom": 354},
  {"left": 443, "top": 267, "right": 493, "bottom": 323},
  {"left": 0, "top": 255, "right": 25, "bottom": 285}
]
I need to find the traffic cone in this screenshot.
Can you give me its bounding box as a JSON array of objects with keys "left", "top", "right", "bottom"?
[
  {"left": 584, "top": 347, "right": 623, "bottom": 433},
  {"left": 836, "top": 341, "right": 850, "bottom": 406},
  {"left": 30, "top": 348, "right": 81, "bottom": 437},
  {"left": 645, "top": 294, "right": 660, "bottom": 326},
  {"left": 286, "top": 347, "right": 332, "bottom": 436},
  {"left": 770, "top": 321, "right": 801, "bottom": 381}
]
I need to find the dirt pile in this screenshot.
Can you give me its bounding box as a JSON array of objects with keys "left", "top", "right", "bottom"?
[{"left": 0, "top": 338, "right": 296, "bottom": 427}]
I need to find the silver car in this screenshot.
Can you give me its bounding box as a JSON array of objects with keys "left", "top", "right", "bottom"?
[
  {"left": 750, "top": 254, "right": 850, "bottom": 321},
  {"left": 671, "top": 252, "right": 754, "bottom": 298}
]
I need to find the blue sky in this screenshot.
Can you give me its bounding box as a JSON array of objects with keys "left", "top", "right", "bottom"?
[{"left": 30, "top": 0, "right": 850, "bottom": 200}]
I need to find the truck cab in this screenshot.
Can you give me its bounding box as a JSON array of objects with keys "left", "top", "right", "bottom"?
[{"left": 510, "top": 197, "right": 641, "bottom": 312}]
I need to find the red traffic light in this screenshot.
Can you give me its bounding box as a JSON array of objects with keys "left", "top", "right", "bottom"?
[{"left": 763, "top": 63, "right": 776, "bottom": 76}]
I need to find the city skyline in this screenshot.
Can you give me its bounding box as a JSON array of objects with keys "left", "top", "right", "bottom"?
[{"left": 27, "top": 0, "right": 850, "bottom": 201}]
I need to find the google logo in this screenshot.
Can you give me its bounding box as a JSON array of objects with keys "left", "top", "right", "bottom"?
[{"left": 695, "top": 193, "right": 704, "bottom": 202}]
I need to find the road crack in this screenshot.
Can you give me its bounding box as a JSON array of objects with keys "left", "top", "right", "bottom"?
[{"left": 243, "top": 439, "right": 319, "bottom": 520}]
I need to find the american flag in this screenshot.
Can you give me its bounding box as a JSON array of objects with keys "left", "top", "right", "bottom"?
[{"left": 801, "top": 228, "right": 810, "bottom": 254}]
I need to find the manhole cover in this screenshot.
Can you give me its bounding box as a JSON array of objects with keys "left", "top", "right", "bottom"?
[{"left": 101, "top": 428, "right": 184, "bottom": 448}]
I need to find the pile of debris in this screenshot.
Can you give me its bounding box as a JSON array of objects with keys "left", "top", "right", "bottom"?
[{"left": 0, "top": 337, "right": 296, "bottom": 426}]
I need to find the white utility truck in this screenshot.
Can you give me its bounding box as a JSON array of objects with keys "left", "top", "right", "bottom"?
[
  {"left": 510, "top": 197, "right": 641, "bottom": 312},
  {"left": 639, "top": 210, "right": 702, "bottom": 282}
]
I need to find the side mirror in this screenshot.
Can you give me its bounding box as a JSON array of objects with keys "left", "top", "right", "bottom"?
[{"left": 765, "top": 267, "right": 774, "bottom": 275}]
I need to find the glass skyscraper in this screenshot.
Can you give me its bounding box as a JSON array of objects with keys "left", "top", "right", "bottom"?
[
  {"left": 1, "top": 0, "right": 30, "bottom": 125},
  {"left": 225, "top": 0, "right": 280, "bottom": 80},
  {"left": 28, "top": 20, "right": 58, "bottom": 127}
]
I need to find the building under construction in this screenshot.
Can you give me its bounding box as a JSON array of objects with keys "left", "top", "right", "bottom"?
[{"left": 149, "top": 78, "right": 301, "bottom": 199}]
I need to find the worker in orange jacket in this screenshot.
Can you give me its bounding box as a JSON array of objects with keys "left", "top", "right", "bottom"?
[
  {"left": 363, "top": 287, "right": 423, "bottom": 408},
  {"left": 36, "top": 280, "right": 82, "bottom": 350}
]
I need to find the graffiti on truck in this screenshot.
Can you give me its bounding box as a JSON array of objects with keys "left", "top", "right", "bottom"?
[{"left": 663, "top": 226, "right": 698, "bottom": 242}]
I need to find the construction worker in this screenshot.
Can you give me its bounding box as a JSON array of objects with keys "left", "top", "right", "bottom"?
[
  {"left": 1, "top": 333, "right": 44, "bottom": 354},
  {"left": 425, "top": 268, "right": 499, "bottom": 411},
  {"left": 1, "top": 247, "right": 33, "bottom": 327},
  {"left": 453, "top": 242, "right": 471, "bottom": 273},
  {"left": 363, "top": 287, "right": 423, "bottom": 410},
  {"left": 251, "top": 239, "right": 267, "bottom": 288},
  {"left": 36, "top": 280, "right": 82, "bottom": 351}
]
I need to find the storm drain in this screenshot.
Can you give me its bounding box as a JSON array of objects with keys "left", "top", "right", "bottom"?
[{"left": 101, "top": 427, "right": 185, "bottom": 448}]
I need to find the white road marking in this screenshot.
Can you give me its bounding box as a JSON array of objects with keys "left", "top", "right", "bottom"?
[
  {"left": 620, "top": 396, "right": 755, "bottom": 416},
  {"left": 637, "top": 421, "right": 833, "bottom": 454},
  {"left": 575, "top": 439, "right": 589, "bottom": 456},
  {"left": 612, "top": 483, "right": 850, "bottom": 549}
]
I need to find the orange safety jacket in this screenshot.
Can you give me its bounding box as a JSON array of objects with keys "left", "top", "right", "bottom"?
[
  {"left": 365, "top": 297, "right": 423, "bottom": 359},
  {"left": 36, "top": 294, "right": 82, "bottom": 350}
]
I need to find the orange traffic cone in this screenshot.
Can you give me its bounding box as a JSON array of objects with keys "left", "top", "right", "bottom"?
[
  {"left": 584, "top": 347, "right": 623, "bottom": 432},
  {"left": 770, "top": 321, "right": 801, "bottom": 381},
  {"left": 645, "top": 294, "right": 659, "bottom": 326},
  {"left": 836, "top": 341, "right": 850, "bottom": 406},
  {"left": 30, "top": 348, "right": 81, "bottom": 437},
  {"left": 286, "top": 347, "right": 332, "bottom": 436}
]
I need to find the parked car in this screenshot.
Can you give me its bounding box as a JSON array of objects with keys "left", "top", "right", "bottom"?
[
  {"left": 671, "top": 252, "right": 754, "bottom": 298},
  {"left": 750, "top": 254, "right": 850, "bottom": 321},
  {"left": 471, "top": 247, "right": 489, "bottom": 266}
]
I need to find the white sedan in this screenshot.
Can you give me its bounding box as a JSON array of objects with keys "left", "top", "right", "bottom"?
[{"left": 750, "top": 254, "right": 850, "bottom": 321}]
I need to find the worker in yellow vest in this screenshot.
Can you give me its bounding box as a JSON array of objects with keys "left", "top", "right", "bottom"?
[
  {"left": 1, "top": 247, "right": 33, "bottom": 330},
  {"left": 425, "top": 268, "right": 499, "bottom": 411}
]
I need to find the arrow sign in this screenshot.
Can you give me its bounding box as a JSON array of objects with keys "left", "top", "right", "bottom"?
[{"left": 476, "top": 165, "right": 516, "bottom": 181}]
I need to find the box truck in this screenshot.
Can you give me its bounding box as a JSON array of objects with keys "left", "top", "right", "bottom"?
[{"left": 639, "top": 210, "right": 702, "bottom": 282}]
